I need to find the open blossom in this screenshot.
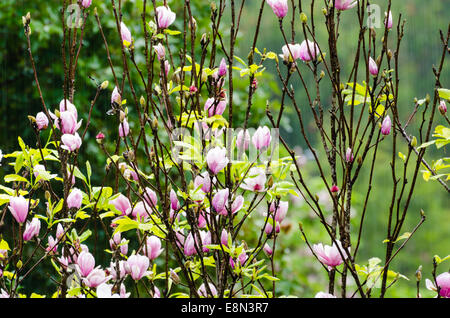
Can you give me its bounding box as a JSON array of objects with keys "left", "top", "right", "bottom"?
[
  {"left": 206, "top": 147, "right": 229, "bottom": 175},
  {"left": 120, "top": 22, "right": 132, "bottom": 47},
  {"left": 212, "top": 188, "right": 229, "bottom": 215},
  {"left": 61, "top": 133, "right": 82, "bottom": 152},
  {"left": 108, "top": 261, "right": 127, "bottom": 281},
  {"left": 198, "top": 283, "right": 218, "bottom": 298},
  {"left": 59, "top": 99, "right": 78, "bottom": 117},
  {"left": 77, "top": 251, "right": 95, "bottom": 277},
  {"left": 385, "top": 10, "right": 393, "bottom": 29},
  {"left": 252, "top": 126, "right": 271, "bottom": 150},
  {"left": 84, "top": 269, "right": 110, "bottom": 288},
  {"left": 194, "top": 172, "right": 212, "bottom": 193},
  {"left": 8, "top": 196, "right": 29, "bottom": 224},
  {"left": 33, "top": 164, "right": 46, "bottom": 178},
  {"left": 204, "top": 98, "right": 227, "bottom": 117},
  {"left": 426, "top": 272, "right": 450, "bottom": 298},
  {"left": 333, "top": 0, "right": 358, "bottom": 11},
  {"left": 127, "top": 255, "right": 150, "bottom": 281},
  {"left": 96, "top": 283, "right": 120, "bottom": 298},
  {"left": 23, "top": 218, "right": 41, "bottom": 241},
  {"left": 58, "top": 111, "right": 80, "bottom": 135},
  {"left": 299, "top": 39, "right": 320, "bottom": 62},
  {"left": 67, "top": 188, "right": 83, "bottom": 209},
  {"left": 241, "top": 167, "right": 267, "bottom": 192},
  {"left": 369, "top": 56, "right": 378, "bottom": 76},
  {"left": 145, "top": 236, "right": 163, "bottom": 261},
  {"left": 132, "top": 201, "right": 152, "bottom": 220},
  {"left": 270, "top": 201, "right": 289, "bottom": 222},
  {"left": 156, "top": 6, "right": 176, "bottom": 29},
  {"left": 111, "top": 194, "right": 132, "bottom": 216},
  {"left": 267, "top": 0, "right": 288, "bottom": 19},
  {"left": 35, "top": 112, "right": 49, "bottom": 130},
  {"left": 381, "top": 115, "right": 392, "bottom": 135},
  {"left": 281, "top": 43, "right": 302, "bottom": 62},
  {"left": 312, "top": 240, "right": 348, "bottom": 269}
]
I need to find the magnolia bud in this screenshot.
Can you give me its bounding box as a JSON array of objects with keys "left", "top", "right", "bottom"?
[
  {"left": 300, "top": 12, "right": 308, "bottom": 24},
  {"left": 411, "top": 136, "right": 417, "bottom": 147},
  {"left": 140, "top": 96, "right": 145, "bottom": 107},
  {"left": 151, "top": 118, "right": 159, "bottom": 130},
  {"left": 100, "top": 81, "right": 109, "bottom": 90},
  {"left": 322, "top": 8, "right": 327, "bottom": 15},
  {"left": 119, "top": 111, "right": 126, "bottom": 122},
  {"left": 415, "top": 265, "right": 422, "bottom": 282},
  {"left": 439, "top": 100, "right": 447, "bottom": 115},
  {"left": 16, "top": 260, "right": 23, "bottom": 269}
]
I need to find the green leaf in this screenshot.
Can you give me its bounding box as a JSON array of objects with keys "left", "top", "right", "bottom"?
[
  {"left": 4, "top": 174, "right": 29, "bottom": 184},
  {"left": 437, "top": 88, "right": 450, "bottom": 100}
]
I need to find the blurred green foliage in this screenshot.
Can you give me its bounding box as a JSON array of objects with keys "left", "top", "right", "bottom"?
[{"left": 0, "top": 0, "right": 448, "bottom": 297}]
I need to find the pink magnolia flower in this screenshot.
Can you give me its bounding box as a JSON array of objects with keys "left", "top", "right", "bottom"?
[
  {"left": 265, "top": 222, "right": 280, "bottom": 235},
  {"left": 346, "top": 147, "right": 354, "bottom": 163},
  {"left": 81, "top": 0, "right": 92, "bottom": 8},
  {"left": 119, "top": 239, "right": 128, "bottom": 255},
  {"left": 218, "top": 58, "right": 228, "bottom": 77},
  {"left": 212, "top": 188, "right": 229, "bottom": 215},
  {"left": 202, "top": 231, "right": 211, "bottom": 253},
  {"left": 312, "top": 240, "right": 348, "bottom": 269},
  {"left": 56, "top": 224, "right": 65, "bottom": 241},
  {"left": 126, "top": 254, "right": 150, "bottom": 281},
  {"left": 46, "top": 235, "right": 58, "bottom": 254},
  {"left": 198, "top": 283, "right": 218, "bottom": 298},
  {"left": 426, "top": 272, "right": 450, "bottom": 298},
  {"left": 163, "top": 60, "right": 170, "bottom": 78},
  {"left": 385, "top": 10, "right": 393, "bottom": 29},
  {"left": 59, "top": 111, "right": 80, "bottom": 134},
  {"left": 236, "top": 129, "right": 250, "bottom": 151},
  {"left": 204, "top": 98, "right": 227, "bottom": 117},
  {"left": 267, "top": 0, "right": 288, "bottom": 19},
  {"left": 252, "top": 126, "right": 271, "bottom": 150},
  {"left": 8, "top": 196, "right": 29, "bottom": 224},
  {"left": 84, "top": 269, "right": 110, "bottom": 288},
  {"left": 281, "top": 43, "right": 302, "bottom": 62},
  {"left": 299, "top": 39, "right": 320, "bottom": 62},
  {"left": 206, "top": 147, "right": 229, "bottom": 175},
  {"left": 439, "top": 100, "right": 447, "bottom": 115},
  {"left": 61, "top": 133, "right": 82, "bottom": 152},
  {"left": 59, "top": 99, "right": 78, "bottom": 117},
  {"left": 241, "top": 167, "right": 267, "bottom": 192},
  {"left": 143, "top": 187, "right": 158, "bottom": 208},
  {"left": 381, "top": 115, "right": 392, "bottom": 135},
  {"left": 194, "top": 172, "right": 212, "bottom": 193},
  {"left": 35, "top": 112, "right": 49, "bottom": 130},
  {"left": 170, "top": 189, "right": 180, "bottom": 211},
  {"left": 110, "top": 194, "right": 132, "bottom": 216},
  {"left": 108, "top": 261, "right": 127, "bottom": 281},
  {"left": 154, "top": 43, "right": 166, "bottom": 61},
  {"left": 315, "top": 292, "right": 337, "bottom": 298},
  {"left": 263, "top": 243, "right": 273, "bottom": 256},
  {"left": 96, "top": 283, "right": 120, "bottom": 298},
  {"left": 369, "top": 56, "right": 378, "bottom": 76},
  {"left": 221, "top": 229, "right": 229, "bottom": 246},
  {"left": 33, "top": 164, "right": 45, "bottom": 178},
  {"left": 270, "top": 201, "right": 289, "bottom": 222},
  {"left": 119, "top": 119, "right": 130, "bottom": 137},
  {"left": 145, "top": 236, "right": 163, "bottom": 261},
  {"left": 333, "top": 0, "right": 358, "bottom": 11},
  {"left": 132, "top": 201, "right": 152, "bottom": 219},
  {"left": 120, "top": 22, "right": 132, "bottom": 47},
  {"left": 67, "top": 188, "right": 83, "bottom": 209},
  {"left": 156, "top": 6, "right": 176, "bottom": 29},
  {"left": 184, "top": 232, "right": 197, "bottom": 256},
  {"left": 23, "top": 218, "right": 41, "bottom": 241},
  {"left": 231, "top": 195, "right": 244, "bottom": 214},
  {"left": 77, "top": 251, "right": 95, "bottom": 277},
  {"left": 111, "top": 86, "right": 121, "bottom": 105}
]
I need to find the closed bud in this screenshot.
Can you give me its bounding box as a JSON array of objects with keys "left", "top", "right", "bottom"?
[
  {"left": 300, "top": 12, "right": 308, "bottom": 24},
  {"left": 45, "top": 191, "right": 51, "bottom": 201},
  {"left": 426, "top": 94, "right": 431, "bottom": 104},
  {"left": 16, "top": 260, "right": 23, "bottom": 269},
  {"left": 151, "top": 118, "right": 159, "bottom": 130},
  {"left": 411, "top": 136, "right": 417, "bottom": 147},
  {"left": 170, "top": 269, "right": 181, "bottom": 284},
  {"left": 210, "top": 2, "right": 217, "bottom": 13},
  {"left": 439, "top": 100, "right": 447, "bottom": 115},
  {"left": 100, "top": 81, "right": 109, "bottom": 90},
  {"left": 387, "top": 50, "right": 393, "bottom": 60},
  {"left": 22, "top": 16, "right": 27, "bottom": 26},
  {"left": 415, "top": 265, "right": 422, "bottom": 282},
  {"left": 322, "top": 8, "right": 327, "bottom": 15},
  {"left": 320, "top": 70, "right": 325, "bottom": 79},
  {"left": 140, "top": 96, "right": 145, "bottom": 107},
  {"left": 26, "top": 12, "right": 31, "bottom": 22}
]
